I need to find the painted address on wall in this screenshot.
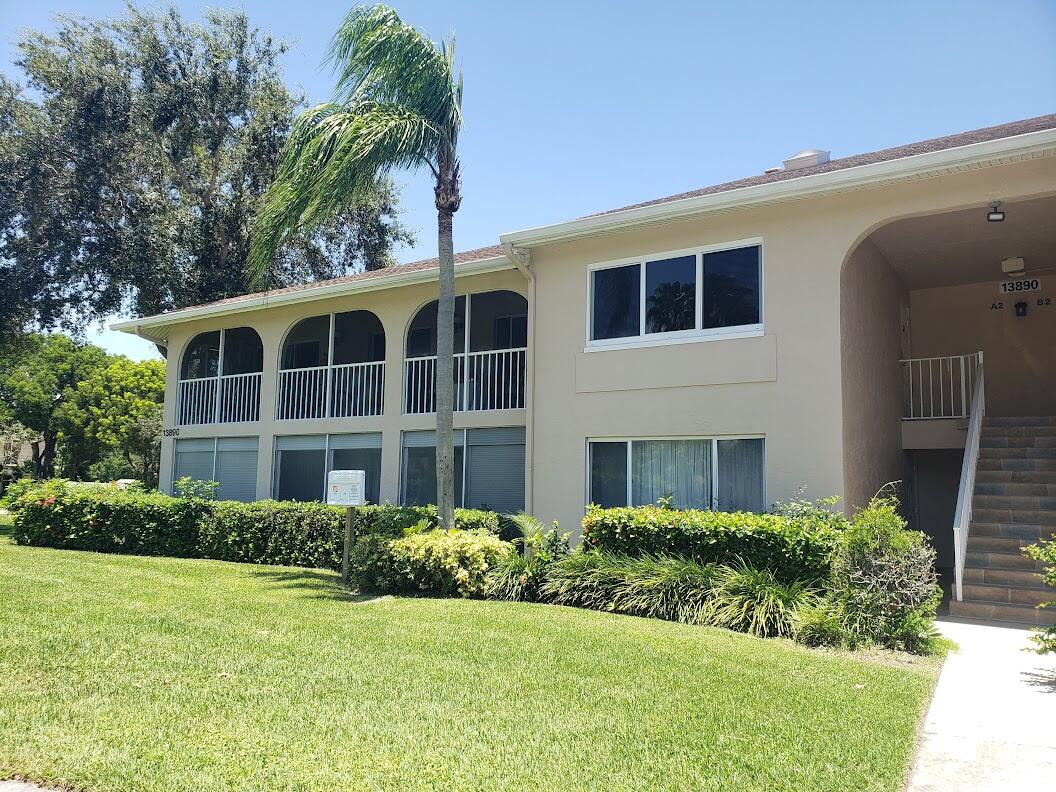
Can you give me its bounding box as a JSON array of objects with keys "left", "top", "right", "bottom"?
[{"left": 999, "top": 278, "right": 1040, "bottom": 294}]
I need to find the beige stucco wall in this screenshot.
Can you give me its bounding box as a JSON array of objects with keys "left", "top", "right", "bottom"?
[
  {"left": 526, "top": 155, "right": 1056, "bottom": 532},
  {"left": 910, "top": 279, "right": 1056, "bottom": 416},
  {"left": 154, "top": 153, "right": 1056, "bottom": 534},
  {"left": 839, "top": 238, "right": 909, "bottom": 511},
  {"left": 159, "top": 268, "right": 529, "bottom": 502}
]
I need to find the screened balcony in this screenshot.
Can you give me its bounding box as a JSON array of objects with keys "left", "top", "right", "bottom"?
[
  {"left": 404, "top": 290, "right": 528, "bottom": 414},
  {"left": 177, "top": 327, "right": 263, "bottom": 425},
  {"left": 277, "top": 310, "right": 385, "bottom": 420}
]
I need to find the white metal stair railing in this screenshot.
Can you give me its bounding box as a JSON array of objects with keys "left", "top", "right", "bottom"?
[
  {"left": 403, "top": 348, "right": 527, "bottom": 415},
  {"left": 899, "top": 353, "right": 981, "bottom": 419},
  {"left": 177, "top": 372, "right": 262, "bottom": 425},
  {"left": 952, "top": 352, "right": 985, "bottom": 602}
]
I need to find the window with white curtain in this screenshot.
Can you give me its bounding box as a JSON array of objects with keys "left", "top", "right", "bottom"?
[{"left": 587, "top": 437, "right": 765, "bottom": 512}]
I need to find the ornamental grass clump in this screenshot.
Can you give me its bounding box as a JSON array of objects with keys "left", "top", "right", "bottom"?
[
  {"left": 705, "top": 562, "right": 816, "bottom": 639},
  {"left": 485, "top": 512, "right": 570, "bottom": 602},
  {"left": 541, "top": 551, "right": 717, "bottom": 624}
]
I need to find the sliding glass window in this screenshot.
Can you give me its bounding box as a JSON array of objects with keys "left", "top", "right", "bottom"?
[{"left": 587, "top": 437, "right": 764, "bottom": 512}]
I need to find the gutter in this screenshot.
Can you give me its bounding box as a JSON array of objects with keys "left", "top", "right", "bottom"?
[
  {"left": 110, "top": 255, "right": 513, "bottom": 342},
  {"left": 503, "top": 242, "right": 536, "bottom": 515},
  {"left": 500, "top": 127, "right": 1056, "bottom": 248}
]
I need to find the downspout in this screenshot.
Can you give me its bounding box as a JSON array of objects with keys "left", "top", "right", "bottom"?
[{"left": 503, "top": 243, "right": 536, "bottom": 515}]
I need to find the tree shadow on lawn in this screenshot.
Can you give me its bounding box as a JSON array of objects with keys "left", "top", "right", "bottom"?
[{"left": 247, "top": 567, "right": 389, "bottom": 604}]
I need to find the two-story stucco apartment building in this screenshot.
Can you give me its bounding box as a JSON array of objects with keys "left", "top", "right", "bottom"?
[{"left": 116, "top": 114, "right": 1056, "bottom": 622}]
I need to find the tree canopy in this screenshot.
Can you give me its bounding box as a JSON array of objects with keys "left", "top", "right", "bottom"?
[{"left": 0, "top": 4, "right": 413, "bottom": 348}]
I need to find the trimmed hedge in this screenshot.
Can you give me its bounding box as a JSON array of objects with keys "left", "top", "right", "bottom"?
[
  {"left": 11, "top": 481, "right": 499, "bottom": 575},
  {"left": 581, "top": 505, "right": 841, "bottom": 582},
  {"left": 388, "top": 529, "right": 514, "bottom": 598}
]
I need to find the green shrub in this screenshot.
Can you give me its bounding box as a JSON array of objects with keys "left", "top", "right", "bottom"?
[
  {"left": 485, "top": 513, "right": 570, "bottom": 602},
  {"left": 12, "top": 480, "right": 502, "bottom": 581},
  {"left": 769, "top": 492, "right": 851, "bottom": 533},
  {"left": 1, "top": 477, "right": 39, "bottom": 510},
  {"left": 541, "top": 551, "right": 717, "bottom": 624},
  {"left": 387, "top": 529, "right": 514, "bottom": 598},
  {"left": 813, "top": 496, "right": 940, "bottom": 653},
  {"left": 705, "top": 562, "right": 816, "bottom": 639},
  {"left": 173, "top": 476, "right": 219, "bottom": 500},
  {"left": 1024, "top": 534, "right": 1056, "bottom": 654},
  {"left": 795, "top": 596, "right": 856, "bottom": 648},
  {"left": 581, "top": 505, "right": 839, "bottom": 582}
]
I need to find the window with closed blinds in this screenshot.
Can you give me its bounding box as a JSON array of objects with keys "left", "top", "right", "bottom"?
[
  {"left": 400, "top": 428, "right": 524, "bottom": 511},
  {"left": 464, "top": 428, "right": 525, "bottom": 513},
  {"left": 173, "top": 438, "right": 216, "bottom": 492},
  {"left": 215, "top": 437, "right": 258, "bottom": 502}
]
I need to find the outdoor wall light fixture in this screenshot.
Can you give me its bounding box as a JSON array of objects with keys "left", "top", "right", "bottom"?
[{"left": 987, "top": 201, "right": 1005, "bottom": 222}]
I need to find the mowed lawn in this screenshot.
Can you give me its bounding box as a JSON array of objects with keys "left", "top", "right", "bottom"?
[{"left": 0, "top": 521, "right": 940, "bottom": 792}]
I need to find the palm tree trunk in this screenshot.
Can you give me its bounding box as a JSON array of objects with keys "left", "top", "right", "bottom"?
[{"left": 435, "top": 206, "right": 457, "bottom": 530}]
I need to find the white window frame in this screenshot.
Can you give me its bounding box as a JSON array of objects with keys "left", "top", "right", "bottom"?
[
  {"left": 584, "top": 434, "right": 766, "bottom": 510},
  {"left": 584, "top": 238, "right": 764, "bottom": 352}
]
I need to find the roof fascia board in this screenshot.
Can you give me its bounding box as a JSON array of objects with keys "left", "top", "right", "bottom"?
[
  {"left": 500, "top": 128, "right": 1056, "bottom": 247},
  {"left": 111, "top": 256, "right": 512, "bottom": 340}
]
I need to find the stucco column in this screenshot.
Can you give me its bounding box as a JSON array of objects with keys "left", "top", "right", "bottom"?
[{"left": 378, "top": 305, "right": 408, "bottom": 504}]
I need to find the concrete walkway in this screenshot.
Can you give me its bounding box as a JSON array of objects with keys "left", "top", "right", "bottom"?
[{"left": 907, "top": 617, "right": 1056, "bottom": 791}]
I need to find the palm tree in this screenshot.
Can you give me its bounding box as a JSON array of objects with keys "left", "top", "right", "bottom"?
[{"left": 248, "top": 5, "right": 463, "bottom": 528}]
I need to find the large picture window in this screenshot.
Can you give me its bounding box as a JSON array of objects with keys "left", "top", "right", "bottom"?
[
  {"left": 273, "top": 433, "right": 382, "bottom": 504},
  {"left": 401, "top": 427, "right": 525, "bottom": 513},
  {"left": 588, "top": 243, "right": 761, "bottom": 346},
  {"left": 587, "top": 436, "right": 764, "bottom": 512},
  {"left": 173, "top": 437, "right": 258, "bottom": 502}
]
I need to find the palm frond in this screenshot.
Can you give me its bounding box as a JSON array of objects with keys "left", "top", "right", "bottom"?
[
  {"left": 247, "top": 100, "right": 436, "bottom": 287},
  {"left": 326, "top": 5, "right": 461, "bottom": 135}
]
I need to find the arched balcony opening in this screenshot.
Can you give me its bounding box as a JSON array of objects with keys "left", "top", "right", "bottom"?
[
  {"left": 177, "top": 327, "right": 263, "bottom": 425},
  {"left": 278, "top": 310, "right": 386, "bottom": 420},
  {"left": 404, "top": 290, "right": 527, "bottom": 414}
]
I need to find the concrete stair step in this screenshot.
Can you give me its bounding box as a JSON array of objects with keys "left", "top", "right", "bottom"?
[
  {"left": 978, "top": 446, "right": 1056, "bottom": 460},
  {"left": 963, "top": 566, "right": 1048, "bottom": 588},
  {"left": 949, "top": 599, "right": 1056, "bottom": 626},
  {"left": 970, "top": 521, "right": 1054, "bottom": 541},
  {"left": 980, "top": 435, "right": 1056, "bottom": 448},
  {"left": 972, "top": 494, "right": 1056, "bottom": 511},
  {"left": 985, "top": 416, "right": 1056, "bottom": 427},
  {"left": 961, "top": 583, "right": 1052, "bottom": 607},
  {"left": 977, "top": 457, "right": 1056, "bottom": 472},
  {"left": 975, "top": 481, "right": 1056, "bottom": 497},
  {"left": 982, "top": 424, "right": 1056, "bottom": 437},
  {"left": 967, "top": 534, "right": 1033, "bottom": 554},
  {"left": 972, "top": 507, "right": 1056, "bottom": 525},
  {"left": 976, "top": 469, "right": 1056, "bottom": 485},
  {"left": 965, "top": 550, "right": 1046, "bottom": 571}
]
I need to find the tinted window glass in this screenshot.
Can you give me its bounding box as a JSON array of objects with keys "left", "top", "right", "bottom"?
[
  {"left": 589, "top": 441, "right": 628, "bottom": 507},
  {"left": 222, "top": 327, "right": 263, "bottom": 375},
  {"left": 401, "top": 445, "right": 464, "bottom": 506},
  {"left": 406, "top": 296, "right": 467, "bottom": 357},
  {"left": 331, "top": 447, "right": 382, "bottom": 505},
  {"left": 592, "top": 265, "right": 640, "bottom": 340},
  {"left": 702, "top": 246, "right": 760, "bottom": 328},
  {"left": 276, "top": 449, "right": 325, "bottom": 501},
  {"left": 282, "top": 316, "right": 330, "bottom": 369},
  {"left": 716, "top": 438, "right": 765, "bottom": 512},
  {"left": 181, "top": 332, "right": 220, "bottom": 379},
  {"left": 645, "top": 255, "right": 696, "bottom": 334}
]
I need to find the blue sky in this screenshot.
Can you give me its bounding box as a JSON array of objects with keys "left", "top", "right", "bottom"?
[{"left": 2, "top": 0, "right": 1054, "bottom": 360}]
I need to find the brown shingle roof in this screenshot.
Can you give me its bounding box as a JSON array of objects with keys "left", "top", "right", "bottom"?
[
  {"left": 142, "top": 114, "right": 1055, "bottom": 322},
  {"left": 586, "top": 113, "right": 1056, "bottom": 218},
  {"left": 166, "top": 243, "right": 507, "bottom": 315}
]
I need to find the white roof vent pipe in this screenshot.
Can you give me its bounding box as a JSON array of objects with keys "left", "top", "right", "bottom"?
[{"left": 783, "top": 148, "right": 830, "bottom": 171}]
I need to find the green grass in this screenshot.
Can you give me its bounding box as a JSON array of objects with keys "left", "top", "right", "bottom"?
[{"left": 0, "top": 528, "right": 940, "bottom": 792}]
